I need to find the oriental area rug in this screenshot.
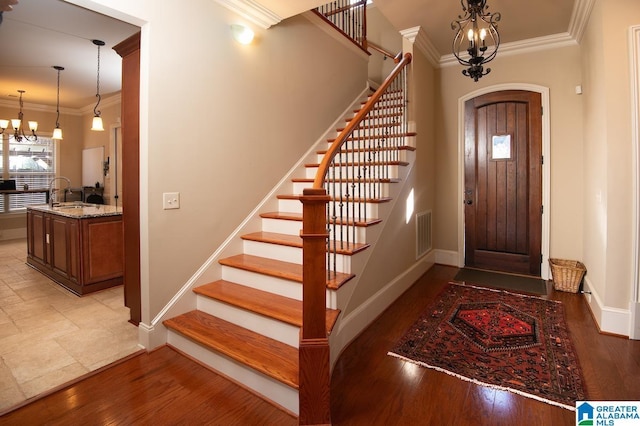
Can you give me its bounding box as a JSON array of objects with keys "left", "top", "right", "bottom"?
[{"left": 388, "top": 283, "right": 587, "bottom": 410}]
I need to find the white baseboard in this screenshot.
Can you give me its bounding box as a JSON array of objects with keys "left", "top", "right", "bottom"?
[
  {"left": 138, "top": 321, "right": 165, "bottom": 350},
  {"left": 583, "top": 276, "right": 631, "bottom": 337},
  {"left": 329, "top": 255, "right": 434, "bottom": 365},
  {"left": 434, "top": 249, "right": 460, "bottom": 267},
  {"left": 630, "top": 301, "right": 640, "bottom": 340}
]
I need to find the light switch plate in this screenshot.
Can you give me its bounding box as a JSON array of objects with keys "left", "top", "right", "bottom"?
[{"left": 163, "top": 192, "right": 180, "bottom": 210}]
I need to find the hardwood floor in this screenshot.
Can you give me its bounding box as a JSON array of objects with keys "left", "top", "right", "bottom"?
[{"left": 2, "top": 265, "right": 639, "bottom": 425}]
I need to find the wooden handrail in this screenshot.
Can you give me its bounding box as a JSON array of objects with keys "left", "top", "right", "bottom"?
[
  {"left": 368, "top": 41, "right": 400, "bottom": 62},
  {"left": 313, "top": 52, "right": 412, "bottom": 189}
]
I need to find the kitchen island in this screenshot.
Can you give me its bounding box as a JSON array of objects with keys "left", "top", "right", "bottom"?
[{"left": 26, "top": 202, "right": 124, "bottom": 296}]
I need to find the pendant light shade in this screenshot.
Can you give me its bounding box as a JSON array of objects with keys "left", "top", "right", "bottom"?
[
  {"left": 91, "top": 39, "right": 105, "bottom": 131},
  {"left": 91, "top": 116, "right": 104, "bottom": 131},
  {"left": 52, "top": 65, "right": 64, "bottom": 140}
]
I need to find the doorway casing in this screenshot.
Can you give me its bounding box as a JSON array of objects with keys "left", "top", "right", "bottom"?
[{"left": 457, "top": 83, "right": 551, "bottom": 280}]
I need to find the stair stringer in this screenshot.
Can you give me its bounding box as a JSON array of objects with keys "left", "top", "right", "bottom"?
[{"left": 140, "top": 84, "right": 371, "bottom": 350}]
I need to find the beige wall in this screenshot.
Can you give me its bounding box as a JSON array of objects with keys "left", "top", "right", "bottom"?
[
  {"left": 435, "top": 46, "right": 585, "bottom": 268},
  {"left": 581, "top": 0, "right": 640, "bottom": 311},
  {"left": 367, "top": 5, "right": 403, "bottom": 84}
]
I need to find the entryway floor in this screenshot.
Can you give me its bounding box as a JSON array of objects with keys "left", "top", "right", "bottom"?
[{"left": 0, "top": 238, "right": 140, "bottom": 413}]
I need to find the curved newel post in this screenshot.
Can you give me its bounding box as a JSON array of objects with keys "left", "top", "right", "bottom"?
[{"left": 299, "top": 187, "right": 331, "bottom": 425}]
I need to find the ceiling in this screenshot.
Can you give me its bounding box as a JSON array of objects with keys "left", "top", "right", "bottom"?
[
  {"left": 0, "top": 0, "right": 578, "bottom": 111},
  {"left": 374, "top": 0, "right": 577, "bottom": 60},
  {"left": 0, "top": 0, "right": 139, "bottom": 110}
]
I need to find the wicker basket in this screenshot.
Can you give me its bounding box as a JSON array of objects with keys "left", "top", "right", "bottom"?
[{"left": 549, "top": 258, "right": 586, "bottom": 293}]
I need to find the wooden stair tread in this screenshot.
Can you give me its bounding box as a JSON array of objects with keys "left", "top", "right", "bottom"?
[
  {"left": 194, "top": 279, "right": 341, "bottom": 333},
  {"left": 305, "top": 160, "right": 409, "bottom": 167},
  {"left": 278, "top": 193, "right": 392, "bottom": 203},
  {"left": 260, "top": 211, "right": 382, "bottom": 227},
  {"left": 292, "top": 177, "right": 400, "bottom": 184},
  {"left": 219, "top": 254, "right": 354, "bottom": 290},
  {"left": 345, "top": 112, "right": 402, "bottom": 122},
  {"left": 164, "top": 310, "right": 299, "bottom": 389},
  {"left": 241, "top": 231, "right": 369, "bottom": 255},
  {"left": 320, "top": 144, "right": 416, "bottom": 152}
]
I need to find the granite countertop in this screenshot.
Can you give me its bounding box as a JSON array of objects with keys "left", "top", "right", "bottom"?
[{"left": 28, "top": 202, "right": 123, "bottom": 218}]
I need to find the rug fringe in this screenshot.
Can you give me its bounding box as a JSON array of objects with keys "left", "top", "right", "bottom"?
[{"left": 387, "top": 351, "right": 576, "bottom": 411}]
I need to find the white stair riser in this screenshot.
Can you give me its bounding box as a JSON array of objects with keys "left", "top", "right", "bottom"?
[
  {"left": 197, "top": 296, "right": 300, "bottom": 348},
  {"left": 316, "top": 150, "right": 410, "bottom": 164},
  {"left": 305, "top": 165, "right": 400, "bottom": 179},
  {"left": 261, "top": 217, "right": 302, "bottom": 235},
  {"left": 222, "top": 265, "right": 302, "bottom": 300},
  {"left": 221, "top": 265, "right": 337, "bottom": 308},
  {"left": 278, "top": 198, "right": 380, "bottom": 219},
  {"left": 261, "top": 218, "right": 370, "bottom": 245},
  {"left": 334, "top": 125, "right": 404, "bottom": 138},
  {"left": 242, "top": 240, "right": 352, "bottom": 274},
  {"left": 167, "top": 332, "right": 299, "bottom": 415},
  {"left": 294, "top": 180, "right": 391, "bottom": 198}
]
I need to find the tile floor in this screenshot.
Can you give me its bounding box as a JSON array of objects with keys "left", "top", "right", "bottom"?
[{"left": 0, "top": 238, "right": 141, "bottom": 413}]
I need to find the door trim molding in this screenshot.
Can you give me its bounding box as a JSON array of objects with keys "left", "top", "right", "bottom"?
[
  {"left": 629, "top": 25, "right": 640, "bottom": 339},
  {"left": 457, "top": 84, "right": 551, "bottom": 279}
]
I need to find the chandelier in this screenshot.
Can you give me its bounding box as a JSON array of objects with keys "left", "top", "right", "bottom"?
[
  {"left": 451, "top": 0, "right": 501, "bottom": 82},
  {"left": 0, "top": 90, "right": 38, "bottom": 141}
]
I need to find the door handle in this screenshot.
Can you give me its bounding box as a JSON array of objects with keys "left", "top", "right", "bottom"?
[{"left": 465, "top": 199, "right": 473, "bottom": 205}]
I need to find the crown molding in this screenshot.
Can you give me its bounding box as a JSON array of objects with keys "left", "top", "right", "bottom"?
[
  {"left": 213, "top": 0, "right": 282, "bottom": 29},
  {"left": 568, "top": 0, "right": 597, "bottom": 43},
  {"left": 0, "top": 93, "right": 121, "bottom": 117},
  {"left": 406, "top": 0, "right": 593, "bottom": 69},
  {"left": 439, "top": 32, "right": 578, "bottom": 68}
]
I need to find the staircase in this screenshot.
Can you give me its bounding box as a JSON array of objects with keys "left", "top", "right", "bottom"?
[{"left": 163, "top": 54, "right": 413, "bottom": 420}]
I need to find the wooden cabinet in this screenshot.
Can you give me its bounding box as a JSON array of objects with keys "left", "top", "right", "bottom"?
[{"left": 27, "top": 208, "right": 123, "bottom": 296}]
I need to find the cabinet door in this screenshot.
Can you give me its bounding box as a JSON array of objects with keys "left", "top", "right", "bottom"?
[
  {"left": 49, "top": 216, "right": 79, "bottom": 282},
  {"left": 27, "top": 210, "right": 47, "bottom": 265},
  {"left": 50, "top": 216, "right": 69, "bottom": 276}
]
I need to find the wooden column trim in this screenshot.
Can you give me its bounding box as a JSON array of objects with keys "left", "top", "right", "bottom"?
[
  {"left": 113, "top": 32, "right": 141, "bottom": 325},
  {"left": 299, "top": 187, "right": 331, "bottom": 425}
]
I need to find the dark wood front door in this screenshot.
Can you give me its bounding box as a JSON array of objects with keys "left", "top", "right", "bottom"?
[{"left": 464, "top": 90, "right": 542, "bottom": 276}]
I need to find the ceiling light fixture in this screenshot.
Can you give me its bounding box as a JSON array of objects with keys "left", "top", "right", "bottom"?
[
  {"left": 0, "top": 90, "right": 38, "bottom": 141},
  {"left": 451, "top": 0, "right": 501, "bottom": 82},
  {"left": 91, "top": 39, "right": 105, "bottom": 131},
  {"left": 52, "top": 66, "right": 64, "bottom": 140}
]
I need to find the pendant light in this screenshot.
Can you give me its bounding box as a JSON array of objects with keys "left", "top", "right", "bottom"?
[
  {"left": 91, "top": 39, "right": 105, "bottom": 131},
  {"left": 52, "top": 66, "right": 64, "bottom": 140},
  {"left": 451, "top": 0, "right": 501, "bottom": 82}
]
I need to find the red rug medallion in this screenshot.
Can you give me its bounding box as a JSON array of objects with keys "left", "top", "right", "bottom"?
[{"left": 388, "top": 283, "right": 587, "bottom": 410}]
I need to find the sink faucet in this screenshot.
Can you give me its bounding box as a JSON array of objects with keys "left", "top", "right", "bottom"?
[{"left": 48, "top": 177, "right": 72, "bottom": 207}]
